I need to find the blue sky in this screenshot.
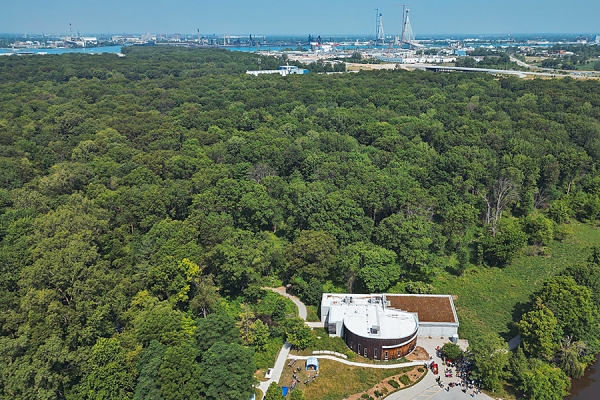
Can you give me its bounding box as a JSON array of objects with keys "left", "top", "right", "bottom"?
[{"left": 1, "top": 0, "right": 598, "bottom": 36}]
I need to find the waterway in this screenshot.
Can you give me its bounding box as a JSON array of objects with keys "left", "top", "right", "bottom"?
[
  {"left": 566, "top": 354, "right": 599, "bottom": 399},
  {"left": 0, "top": 45, "right": 124, "bottom": 55},
  {"left": 0, "top": 42, "right": 556, "bottom": 57}
]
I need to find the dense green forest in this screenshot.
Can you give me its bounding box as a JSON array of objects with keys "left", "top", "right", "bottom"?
[{"left": 1, "top": 47, "right": 600, "bottom": 399}]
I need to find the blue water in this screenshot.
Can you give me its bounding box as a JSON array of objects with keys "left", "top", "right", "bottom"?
[
  {"left": 0, "top": 42, "right": 557, "bottom": 57},
  {"left": 0, "top": 45, "right": 124, "bottom": 55}
]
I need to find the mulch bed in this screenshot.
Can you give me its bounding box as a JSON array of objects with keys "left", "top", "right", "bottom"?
[{"left": 406, "top": 346, "right": 429, "bottom": 361}]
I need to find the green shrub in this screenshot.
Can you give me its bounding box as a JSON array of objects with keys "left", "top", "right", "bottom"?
[
  {"left": 399, "top": 374, "right": 411, "bottom": 386},
  {"left": 374, "top": 390, "right": 383, "bottom": 398},
  {"left": 417, "top": 367, "right": 424, "bottom": 373},
  {"left": 388, "top": 379, "right": 400, "bottom": 388},
  {"left": 523, "top": 213, "right": 554, "bottom": 246},
  {"left": 554, "top": 224, "right": 573, "bottom": 242}
]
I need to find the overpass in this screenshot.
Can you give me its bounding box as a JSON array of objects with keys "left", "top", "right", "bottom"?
[{"left": 407, "top": 64, "right": 599, "bottom": 80}]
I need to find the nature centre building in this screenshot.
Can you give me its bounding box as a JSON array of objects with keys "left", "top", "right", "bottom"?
[{"left": 320, "top": 293, "right": 459, "bottom": 360}]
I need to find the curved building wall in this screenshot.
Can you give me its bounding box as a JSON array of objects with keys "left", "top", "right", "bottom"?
[{"left": 343, "top": 322, "right": 418, "bottom": 360}]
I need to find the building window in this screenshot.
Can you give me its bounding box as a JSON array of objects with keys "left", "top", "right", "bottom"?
[
  {"left": 364, "top": 347, "right": 368, "bottom": 357},
  {"left": 374, "top": 348, "right": 378, "bottom": 359},
  {"left": 385, "top": 351, "right": 388, "bottom": 360},
  {"left": 350, "top": 342, "right": 353, "bottom": 350},
  {"left": 358, "top": 344, "right": 361, "bottom": 354}
]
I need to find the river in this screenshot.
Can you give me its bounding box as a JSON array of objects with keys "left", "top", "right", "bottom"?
[
  {"left": 0, "top": 45, "right": 124, "bottom": 55},
  {"left": 566, "top": 355, "right": 600, "bottom": 399}
]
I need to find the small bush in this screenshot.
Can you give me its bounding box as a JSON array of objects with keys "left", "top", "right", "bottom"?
[
  {"left": 374, "top": 390, "right": 383, "bottom": 398},
  {"left": 361, "top": 394, "right": 370, "bottom": 399},
  {"left": 417, "top": 367, "right": 424, "bottom": 373},
  {"left": 554, "top": 224, "right": 573, "bottom": 241},
  {"left": 388, "top": 380, "right": 400, "bottom": 388},
  {"left": 399, "top": 374, "right": 411, "bottom": 386}
]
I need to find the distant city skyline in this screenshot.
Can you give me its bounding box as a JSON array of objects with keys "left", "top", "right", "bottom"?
[{"left": 1, "top": 0, "right": 598, "bottom": 36}]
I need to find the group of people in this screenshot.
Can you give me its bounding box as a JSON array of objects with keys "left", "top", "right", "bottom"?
[
  {"left": 435, "top": 376, "right": 481, "bottom": 397},
  {"left": 433, "top": 346, "right": 482, "bottom": 397},
  {"left": 290, "top": 365, "right": 318, "bottom": 389}
]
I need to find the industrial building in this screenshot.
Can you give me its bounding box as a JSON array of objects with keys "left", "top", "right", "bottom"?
[
  {"left": 246, "top": 65, "right": 309, "bottom": 76},
  {"left": 321, "top": 293, "right": 459, "bottom": 360}
]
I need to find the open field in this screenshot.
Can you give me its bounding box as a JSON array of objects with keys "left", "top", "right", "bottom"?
[{"left": 433, "top": 222, "right": 600, "bottom": 340}]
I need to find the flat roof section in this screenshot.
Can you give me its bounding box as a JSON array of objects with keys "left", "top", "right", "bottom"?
[
  {"left": 385, "top": 294, "right": 457, "bottom": 324},
  {"left": 342, "top": 304, "right": 418, "bottom": 340}
]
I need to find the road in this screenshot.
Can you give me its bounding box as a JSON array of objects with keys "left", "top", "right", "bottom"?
[{"left": 409, "top": 63, "right": 600, "bottom": 80}]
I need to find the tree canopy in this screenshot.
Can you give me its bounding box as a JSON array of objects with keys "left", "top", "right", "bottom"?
[{"left": 0, "top": 46, "right": 599, "bottom": 398}]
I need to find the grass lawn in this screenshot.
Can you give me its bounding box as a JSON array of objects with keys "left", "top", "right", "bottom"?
[
  {"left": 432, "top": 222, "right": 600, "bottom": 341},
  {"left": 279, "top": 359, "right": 418, "bottom": 400},
  {"left": 306, "top": 305, "right": 320, "bottom": 322}
]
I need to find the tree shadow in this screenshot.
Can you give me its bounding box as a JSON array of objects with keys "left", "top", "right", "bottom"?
[{"left": 504, "top": 300, "right": 533, "bottom": 341}]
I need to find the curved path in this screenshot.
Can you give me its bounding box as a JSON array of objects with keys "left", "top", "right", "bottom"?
[
  {"left": 287, "top": 354, "right": 429, "bottom": 369},
  {"left": 257, "top": 288, "right": 307, "bottom": 395}
]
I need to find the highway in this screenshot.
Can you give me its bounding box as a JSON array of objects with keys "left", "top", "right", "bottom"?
[{"left": 407, "top": 63, "right": 600, "bottom": 79}]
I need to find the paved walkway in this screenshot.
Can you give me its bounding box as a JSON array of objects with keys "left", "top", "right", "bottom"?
[
  {"left": 288, "top": 354, "right": 430, "bottom": 369},
  {"left": 258, "top": 288, "right": 307, "bottom": 396},
  {"left": 257, "top": 343, "right": 291, "bottom": 395}
]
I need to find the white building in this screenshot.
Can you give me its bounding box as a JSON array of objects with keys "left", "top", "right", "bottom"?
[
  {"left": 321, "top": 293, "right": 459, "bottom": 339},
  {"left": 246, "top": 65, "right": 309, "bottom": 76},
  {"left": 321, "top": 294, "right": 419, "bottom": 360}
]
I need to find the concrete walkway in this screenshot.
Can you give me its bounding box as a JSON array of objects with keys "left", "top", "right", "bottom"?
[
  {"left": 288, "top": 354, "right": 430, "bottom": 369},
  {"left": 257, "top": 343, "right": 291, "bottom": 395},
  {"left": 257, "top": 287, "right": 307, "bottom": 396}
]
